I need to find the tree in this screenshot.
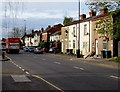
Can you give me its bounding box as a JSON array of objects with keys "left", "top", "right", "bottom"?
[
  {"left": 63, "top": 17, "right": 73, "bottom": 26},
  {"left": 86, "top": 1, "right": 120, "bottom": 39},
  {"left": 9, "top": 27, "right": 23, "bottom": 38},
  {"left": 38, "top": 42, "right": 45, "bottom": 48}
]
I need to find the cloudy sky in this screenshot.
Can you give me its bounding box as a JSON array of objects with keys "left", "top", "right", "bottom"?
[{"left": 1, "top": 1, "right": 90, "bottom": 38}]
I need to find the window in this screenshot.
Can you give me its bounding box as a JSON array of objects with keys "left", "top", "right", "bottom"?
[
  {"left": 69, "top": 40, "right": 71, "bottom": 47},
  {"left": 84, "top": 24, "right": 87, "bottom": 35},
  {"left": 83, "top": 42, "right": 88, "bottom": 48},
  {"left": 73, "top": 27, "right": 75, "bottom": 37},
  {"left": 103, "top": 40, "right": 107, "bottom": 50},
  {"left": 65, "top": 30, "right": 68, "bottom": 37},
  {"left": 73, "top": 40, "right": 75, "bottom": 48}
]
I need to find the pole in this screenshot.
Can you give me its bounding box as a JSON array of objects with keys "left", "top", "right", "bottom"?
[
  {"left": 77, "top": 0, "right": 80, "bottom": 58},
  {"left": 24, "top": 20, "right": 26, "bottom": 35}
]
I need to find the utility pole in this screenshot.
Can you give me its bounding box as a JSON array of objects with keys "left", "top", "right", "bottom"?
[
  {"left": 77, "top": 0, "right": 80, "bottom": 58},
  {"left": 24, "top": 19, "right": 26, "bottom": 35}
]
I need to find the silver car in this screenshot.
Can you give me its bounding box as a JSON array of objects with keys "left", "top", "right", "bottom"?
[{"left": 34, "top": 47, "right": 43, "bottom": 54}]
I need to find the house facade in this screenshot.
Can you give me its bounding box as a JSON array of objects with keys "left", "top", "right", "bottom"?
[{"left": 61, "top": 9, "right": 120, "bottom": 58}]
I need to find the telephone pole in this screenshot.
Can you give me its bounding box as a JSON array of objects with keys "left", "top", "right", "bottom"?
[{"left": 77, "top": 0, "right": 80, "bottom": 58}]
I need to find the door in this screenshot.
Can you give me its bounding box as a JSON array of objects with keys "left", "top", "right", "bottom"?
[{"left": 95, "top": 39, "right": 98, "bottom": 55}]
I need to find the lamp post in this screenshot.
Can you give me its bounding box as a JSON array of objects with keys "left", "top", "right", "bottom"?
[
  {"left": 24, "top": 19, "right": 26, "bottom": 35},
  {"left": 77, "top": 0, "right": 81, "bottom": 58}
]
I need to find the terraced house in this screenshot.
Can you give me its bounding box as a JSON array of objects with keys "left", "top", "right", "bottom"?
[{"left": 61, "top": 9, "right": 120, "bottom": 58}]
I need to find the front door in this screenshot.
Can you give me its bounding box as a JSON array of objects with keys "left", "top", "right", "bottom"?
[{"left": 95, "top": 39, "right": 98, "bottom": 55}]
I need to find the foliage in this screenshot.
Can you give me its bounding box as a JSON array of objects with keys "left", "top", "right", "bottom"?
[
  {"left": 38, "top": 42, "right": 45, "bottom": 48},
  {"left": 94, "top": 18, "right": 114, "bottom": 38},
  {"left": 110, "top": 57, "right": 120, "bottom": 62},
  {"left": 86, "top": 1, "right": 120, "bottom": 12},
  {"left": 63, "top": 17, "right": 73, "bottom": 26},
  {"left": 9, "top": 27, "right": 23, "bottom": 38},
  {"left": 86, "top": 1, "right": 120, "bottom": 39}
]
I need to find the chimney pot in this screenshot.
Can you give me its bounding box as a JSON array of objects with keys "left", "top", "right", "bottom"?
[
  {"left": 89, "top": 10, "right": 96, "bottom": 17},
  {"left": 100, "top": 8, "right": 108, "bottom": 15},
  {"left": 80, "top": 14, "right": 86, "bottom": 20}
]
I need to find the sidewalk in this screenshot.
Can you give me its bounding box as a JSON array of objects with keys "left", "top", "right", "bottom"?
[{"left": 46, "top": 53, "right": 119, "bottom": 69}]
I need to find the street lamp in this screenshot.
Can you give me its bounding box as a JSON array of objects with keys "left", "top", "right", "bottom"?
[
  {"left": 24, "top": 19, "right": 26, "bottom": 35},
  {"left": 77, "top": 0, "right": 81, "bottom": 58}
]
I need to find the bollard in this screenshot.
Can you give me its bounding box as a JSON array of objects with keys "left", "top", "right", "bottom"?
[{"left": 2, "top": 51, "right": 5, "bottom": 60}]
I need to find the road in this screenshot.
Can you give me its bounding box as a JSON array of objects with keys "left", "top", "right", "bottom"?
[{"left": 2, "top": 50, "right": 119, "bottom": 91}]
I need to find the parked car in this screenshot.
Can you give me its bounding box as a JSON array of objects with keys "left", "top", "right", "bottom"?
[
  {"left": 23, "top": 47, "right": 29, "bottom": 52},
  {"left": 28, "top": 47, "right": 34, "bottom": 52},
  {"left": 34, "top": 47, "right": 43, "bottom": 54},
  {"left": 49, "top": 47, "right": 59, "bottom": 54}
]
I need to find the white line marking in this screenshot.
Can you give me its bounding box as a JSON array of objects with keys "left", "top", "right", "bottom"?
[
  {"left": 5, "top": 55, "right": 11, "bottom": 60},
  {"left": 110, "top": 75, "right": 120, "bottom": 79},
  {"left": 22, "top": 69, "right": 25, "bottom": 71},
  {"left": 54, "top": 62, "right": 61, "bottom": 64},
  {"left": 42, "top": 59, "right": 46, "bottom": 60},
  {"left": 19, "top": 67, "right": 22, "bottom": 69},
  {"left": 70, "top": 59, "right": 73, "bottom": 60},
  {"left": 25, "top": 72, "right": 29, "bottom": 74},
  {"left": 16, "top": 65, "right": 19, "bottom": 67},
  {"left": 74, "top": 66, "right": 84, "bottom": 70},
  {"left": 79, "top": 68, "right": 84, "bottom": 70},
  {"left": 74, "top": 66, "right": 79, "bottom": 69}
]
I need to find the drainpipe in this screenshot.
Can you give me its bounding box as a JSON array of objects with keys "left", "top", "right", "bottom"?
[{"left": 89, "top": 21, "right": 90, "bottom": 52}]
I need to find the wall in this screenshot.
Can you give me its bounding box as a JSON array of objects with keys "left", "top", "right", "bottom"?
[{"left": 118, "top": 41, "right": 120, "bottom": 57}]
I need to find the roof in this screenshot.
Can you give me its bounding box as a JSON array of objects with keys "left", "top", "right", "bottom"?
[{"left": 63, "top": 12, "right": 112, "bottom": 27}]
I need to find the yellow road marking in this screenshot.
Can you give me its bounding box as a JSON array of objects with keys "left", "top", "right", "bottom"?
[{"left": 32, "top": 75, "right": 64, "bottom": 92}]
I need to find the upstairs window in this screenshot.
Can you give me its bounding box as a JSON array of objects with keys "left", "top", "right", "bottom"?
[
  {"left": 84, "top": 24, "right": 87, "bottom": 35},
  {"left": 73, "top": 27, "right": 76, "bottom": 37}
]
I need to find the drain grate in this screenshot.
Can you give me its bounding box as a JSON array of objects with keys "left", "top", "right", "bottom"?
[{"left": 11, "top": 75, "right": 31, "bottom": 82}]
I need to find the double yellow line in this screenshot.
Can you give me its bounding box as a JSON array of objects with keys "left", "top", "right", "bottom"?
[{"left": 32, "top": 75, "right": 64, "bottom": 92}]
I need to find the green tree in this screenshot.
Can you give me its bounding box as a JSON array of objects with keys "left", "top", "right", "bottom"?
[
  {"left": 38, "top": 42, "right": 45, "bottom": 48},
  {"left": 63, "top": 17, "right": 73, "bottom": 26},
  {"left": 86, "top": 1, "right": 120, "bottom": 39}
]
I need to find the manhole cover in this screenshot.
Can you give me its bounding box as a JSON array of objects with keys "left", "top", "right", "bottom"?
[{"left": 11, "top": 75, "right": 31, "bottom": 82}]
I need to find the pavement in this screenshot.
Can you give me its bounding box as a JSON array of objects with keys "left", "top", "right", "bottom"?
[{"left": 46, "top": 53, "right": 119, "bottom": 69}]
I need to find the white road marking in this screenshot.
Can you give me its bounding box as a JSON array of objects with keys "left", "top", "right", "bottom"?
[
  {"left": 22, "top": 69, "right": 25, "bottom": 71},
  {"left": 110, "top": 75, "right": 120, "bottom": 79},
  {"left": 74, "top": 66, "right": 84, "bottom": 70},
  {"left": 42, "top": 59, "right": 46, "bottom": 60},
  {"left": 25, "top": 72, "right": 29, "bottom": 74},
  {"left": 5, "top": 55, "right": 11, "bottom": 60},
  {"left": 79, "top": 68, "right": 84, "bottom": 70},
  {"left": 74, "top": 66, "right": 79, "bottom": 69},
  {"left": 54, "top": 62, "right": 61, "bottom": 64},
  {"left": 19, "top": 67, "right": 22, "bottom": 69}
]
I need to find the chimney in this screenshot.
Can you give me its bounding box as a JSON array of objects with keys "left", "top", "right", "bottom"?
[
  {"left": 32, "top": 30, "right": 34, "bottom": 34},
  {"left": 89, "top": 10, "right": 96, "bottom": 17},
  {"left": 100, "top": 8, "right": 108, "bottom": 15},
  {"left": 41, "top": 28, "right": 44, "bottom": 32},
  {"left": 80, "top": 14, "right": 86, "bottom": 20}
]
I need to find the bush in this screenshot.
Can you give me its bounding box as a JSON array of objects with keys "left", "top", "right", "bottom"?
[{"left": 110, "top": 57, "right": 120, "bottom": 62}]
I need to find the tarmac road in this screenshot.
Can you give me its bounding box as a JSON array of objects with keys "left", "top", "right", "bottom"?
[{"left": 2, "top": 50, "right": 119, "bottom": 92}]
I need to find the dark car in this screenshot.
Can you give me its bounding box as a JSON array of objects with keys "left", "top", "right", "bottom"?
[
  {"left": 28, "top": 47, "right": 34, "bottom": 52},
  {"left": 34, "top": 47, "right": 43, "bottom": 54}
]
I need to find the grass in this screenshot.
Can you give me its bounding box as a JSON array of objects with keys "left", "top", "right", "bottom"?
[{"left": 110, "top": 57, "right": 120, "bottom": 62}]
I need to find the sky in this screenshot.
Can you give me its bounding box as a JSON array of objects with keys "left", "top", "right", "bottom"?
[{"left": 0, "top": 1, "right": 90, "bottom": 38}]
